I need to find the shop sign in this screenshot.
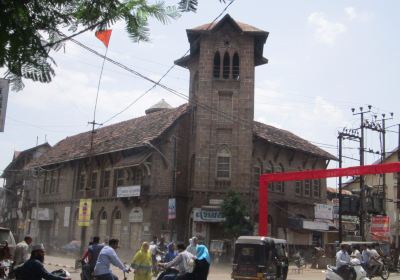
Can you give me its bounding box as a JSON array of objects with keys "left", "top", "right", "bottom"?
[
  {"left": 371, "top": 216, "right": 390, "bottom": 233},
  {"left": 32, "top": 208, "right": 54, "bottom": 221},
  {"left": 129, "top": 207, "right": 143, "bottom": 223},
  {"left": 314, "top": 204, "right": 333, "bottom": 220},
  {"left": 193, "top": 208, "right": 225, "bottom": 222},
  {"left": 303, "top": 220, "right": 329, "bottom": 231},
  {"left": 168, "top": 198, "right": 176, "bottom": 220},
  {"left": 78, "top": 199, "right": 92, "bottom": 227},
  {"left": 209, "top": 199, "right": 224, "bottom": 205},
  {"left": 117, "top": 185, "right": 140, "bottom": 197}
]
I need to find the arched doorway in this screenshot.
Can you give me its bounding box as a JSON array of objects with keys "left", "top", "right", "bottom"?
[
  {"left": 129, "top": 207, "right": 143, "bottom": 253},
  {"left": 111, "top": 209, "right": 122, "bottom": 240},
  {"left": 98, "top": 210, "right": 108, "bottom": 242}
]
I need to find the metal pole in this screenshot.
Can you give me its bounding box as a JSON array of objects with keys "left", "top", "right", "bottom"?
[
  {"left": 382, "top": 118, "right": 386, "bottom": 213},
  {"left": 35, "top": 169, "right": 40, "bottom": 243},
  {"left": 396, "top": 124, "right": 400, "bottom": 248},
  {"left": 338, "top": 133, "right": 343, "bottom": 243},
  {"left": 360, "top": 112, "right": 366, "bottom": 240}
]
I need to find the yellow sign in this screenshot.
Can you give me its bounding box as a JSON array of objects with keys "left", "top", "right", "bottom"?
[{"left": 78, "top": 199, "right": 92, "bottom": 227}]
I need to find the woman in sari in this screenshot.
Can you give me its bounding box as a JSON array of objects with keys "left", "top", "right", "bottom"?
[
  {"left": 131, "top": 242, "right": 152, "bottom": 280},
  {"left": 194, "top": 245, "right": 211, "bottom": 280}
]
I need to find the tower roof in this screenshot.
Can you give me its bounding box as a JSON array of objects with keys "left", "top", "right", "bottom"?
[
  {"left": 145, "top": 99, "right": 173, "bottom": 115},
  {"left": 175, "top": 14, "right": 269, "bottom": 67}
]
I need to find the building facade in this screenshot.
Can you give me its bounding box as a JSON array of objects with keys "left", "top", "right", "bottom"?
[{"left": 1, "top": 15, "right": 336, "bottom": 254}]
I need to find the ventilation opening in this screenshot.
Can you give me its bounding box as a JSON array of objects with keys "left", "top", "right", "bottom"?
[{"left": 223, "top": 52, "right": 230, "bottom": 79}]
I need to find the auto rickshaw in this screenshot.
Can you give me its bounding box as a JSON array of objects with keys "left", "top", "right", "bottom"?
[{"left": 231, "top": 236, "right": 288, "bottom": 280}]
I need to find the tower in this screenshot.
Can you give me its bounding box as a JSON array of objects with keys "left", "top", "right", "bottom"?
[{"left": 175, "top": 14, "right": 268, "bottom": 202}]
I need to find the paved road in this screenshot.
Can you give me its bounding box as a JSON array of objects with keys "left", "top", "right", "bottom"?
[{"left": 44, "top": 255, "right": 400, "bottom": 280}]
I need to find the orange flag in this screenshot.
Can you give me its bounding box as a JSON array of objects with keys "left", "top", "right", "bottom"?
[{"left": 95, "top": 30, "right": 112, "bottom": 47}]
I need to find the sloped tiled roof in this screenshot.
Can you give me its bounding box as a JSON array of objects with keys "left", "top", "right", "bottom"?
[
  {"left": 27, "top": 104, "right": 336, "bottom": 168},
  {"left": 253, "top": 121, "right": 337, "bottom": 160},
  {"left": 27, "top": 105, "right": 189, "bottom": 168},
  {"left": 191, "top": 20, "right": 265, "bottom": 33}
]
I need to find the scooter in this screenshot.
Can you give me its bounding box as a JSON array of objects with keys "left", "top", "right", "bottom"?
[{"left": 325, "top": 258, "right": 369, "bottom": 280}]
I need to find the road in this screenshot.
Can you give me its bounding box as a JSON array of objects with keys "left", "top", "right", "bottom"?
[{"left": 44, "top": 255, "right": 400, "bottom": 280}]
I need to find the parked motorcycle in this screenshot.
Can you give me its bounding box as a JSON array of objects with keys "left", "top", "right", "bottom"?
[{"left": 325, "top": 258, "right": 369, "bottom": 280}]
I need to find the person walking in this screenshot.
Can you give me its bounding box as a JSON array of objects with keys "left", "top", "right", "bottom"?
[
  {"left": 193, "top": 245, "right": 211, "bottom": 280},
  {"left": 93, "top": 239, "right": 129, "bottom": 280},
  {"left": 186, "top": 237, "right": 198, "bottom": 256},
  {"left": 131, "top": 242, "right": 153, "bottom": 280},
  {"left": 14, "top": 244, "right": 71, "bottom": 280},
  {"left": 13, "top": 236, "right": 32, "bottom": 267}
]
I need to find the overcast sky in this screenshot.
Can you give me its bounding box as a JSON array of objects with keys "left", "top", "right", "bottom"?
[{"left": 1, "top": 0, "right": 400, "bottom": 186}]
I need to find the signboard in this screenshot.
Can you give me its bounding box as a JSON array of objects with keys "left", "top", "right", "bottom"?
[
  {"left": 168, "top": 198, "right": 176, "bottom": 220},
  {"left": 314, "top": 204, "right": 333, "bottom": 220},
  {"left": 371, "top": 216, "right": 390, "bottom": 233},
  {"left": 0, "top": 78, "right": 9, "bottom": 132},
  {"left": 193, "top": 208, "right": 225, "bottom": 223},
  {"left": 78, "top": 199, "right": 92, "bottom": 226},
  {"left": 129, "top": 207, "right": 143, "bottom": 223},
  {"left": 371, "top": 216, "right": 390, "bottom": 242},
  {"left": 117, "top": 185, "right": 140, "bottom": 198},
  {"left": 32, "top": 208, "right": 54, "bottom": 221},
  {"left": 64, "top": 206, "right": 70, "bottom": 227},
  {"left": 303, "top": 220, "right": 329, "bottom": 231}
]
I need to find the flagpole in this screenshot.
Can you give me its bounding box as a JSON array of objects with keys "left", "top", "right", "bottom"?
[{"left": 92, "top": 47, "right": 109, "bottom": 132}]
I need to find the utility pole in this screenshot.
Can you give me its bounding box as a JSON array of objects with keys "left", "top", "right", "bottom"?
[
  {"left": 396, "top": 124, "right": 400, "bottom": 249},
  {"left": 338, "top": 133, "right": 343, "bottom": 243},
  {"left": 352, "top": 106, "right": 371, "bottom": 241}
]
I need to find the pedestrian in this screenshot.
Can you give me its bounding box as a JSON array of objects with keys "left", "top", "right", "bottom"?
[
  {"left": 81, "top": 241, "right": 93, "bottom": 280},
  {"left": 164, "top": 243, "right": 177, "bottom": 263},
  {"left": 93, "top": 239, "right": 129, "bottom": 280},
  {"left": 159, "top": 243, "right": 195, "bottom": 280},
  {"left": 186, "top": 237, "right": 198, "bottom": 256},
  {"left": 13, "top": 236, "right": 32, "bottom": 266},
  {"left": 13, "top": 244, "right": 71, "bottom": 280},
  {"left": 131, "top": 242, "right": 153, "bottom": 280},
  {"left": 193, "top": 245, "right": 211, "bottom": 280}
]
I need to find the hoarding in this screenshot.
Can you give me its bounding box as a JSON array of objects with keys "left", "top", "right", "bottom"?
[
  {"left": 78, "top": 199, "right": 92, "bottom": 226},
  {"left": 117, "top": 185, "right": 140, "bottom": 197}
]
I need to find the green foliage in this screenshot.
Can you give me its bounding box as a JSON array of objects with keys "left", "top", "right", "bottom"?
[
  {"left": 0, "top": 0, "right": 180, "bottom": 91},
  {"left": 221, "top": 191, "right": 253, "bottom": 238},
  {"left": 177, "top": 0, "right": 229, "bottom": 12}
]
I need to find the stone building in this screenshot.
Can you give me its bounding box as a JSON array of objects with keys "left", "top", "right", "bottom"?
[{"left": 2, "top": 15, "right": 336, "bottom": 252}]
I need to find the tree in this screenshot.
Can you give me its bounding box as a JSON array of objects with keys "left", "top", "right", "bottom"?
[
  {"left": 221, "top": 191, "right": 253, "bottom": 238},
  {"left": 0, "top": 0, "right": 180, "bottom": 90},
  {"left": 0, "top": 0, "right": 231, "bottom": 91}
]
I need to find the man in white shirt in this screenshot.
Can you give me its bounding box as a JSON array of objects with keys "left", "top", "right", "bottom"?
[
  {"left": 336, "top": 243, "right": 351, "bottom": 280},
  {"left": 368, "top": 245, "right": 383, "bottom": 276},
  {"left": 94, "top": 239, "right": 129, "bottom": 280},
  {"left": 13, "top": 236, "right": 32, "bottom": 266},
  {"left": 159, "top": 243, "right": 194, "bottom": 280}
]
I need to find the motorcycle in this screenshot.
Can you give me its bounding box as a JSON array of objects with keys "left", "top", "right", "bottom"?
[{"left": 325, "top": 258, "right": 369, "bottom": 280}]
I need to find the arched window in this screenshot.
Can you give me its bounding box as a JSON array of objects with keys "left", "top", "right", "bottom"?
[
  {"left": 232, "top": 52, "right": 240, "bottom": 80},
  {"left": 223, "top": 52, "right": 230, "bottom": 79},
  {"left": 275, "top": 164, "right": 285, "bottom": 193},
  {"left": 213, "top": 52, "right": 221, "bottom": 78},
  {"left": 216, "top": 148, "right": 231, "bottom": 179},
  {"left": 265, "top": 162, "right": 274, "bottom": 191}
]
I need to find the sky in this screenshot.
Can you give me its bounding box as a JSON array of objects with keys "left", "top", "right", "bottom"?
[{"left": 1, "top": 0, "right": 400, "bottom": 186}]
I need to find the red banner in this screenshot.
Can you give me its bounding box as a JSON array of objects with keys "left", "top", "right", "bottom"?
[{"left": 258, "top": 162, "right": 400, "bottom": 236}]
